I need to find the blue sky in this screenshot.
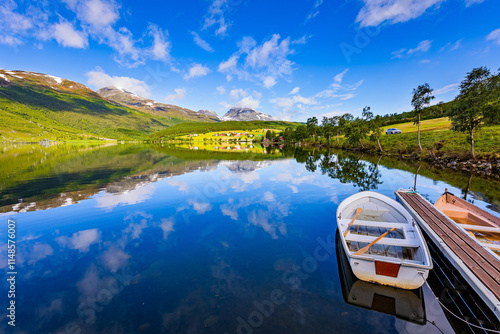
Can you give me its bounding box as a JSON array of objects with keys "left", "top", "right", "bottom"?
[{"left": 0, "top": 0, "right": 499, "bottom": 121}]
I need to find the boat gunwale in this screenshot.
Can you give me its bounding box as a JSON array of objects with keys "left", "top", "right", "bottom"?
[
  {"left": 336, "top": 191, "right": 433, "bottom": 270},
  {"left": 436, "top": 191, "right": 500, "bottom": 227}
]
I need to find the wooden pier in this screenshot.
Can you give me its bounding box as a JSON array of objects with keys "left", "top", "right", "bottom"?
[{"left": 395, "top": 190, "right": 500, "bottom": 322}]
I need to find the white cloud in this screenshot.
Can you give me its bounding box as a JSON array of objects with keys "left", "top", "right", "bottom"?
[
  {"left": 434, "top": 83, "right": 458, "bottom": 95},
  {"left": 218, "top": 34, "right": 296, "bottom": 88},
  {"left": 334, "top": 68, "right": 349, "bottom": 83},
  {"left": 392, "top": 40, "right": 432, "bottom": 58},
  {"left": 263, "top": 191, "right": 276, "bottom": 202},
  {"left": 66, "top": 0, "right": 142, "bottom": 67},
  {"left": 218, "top": 55, "right": 238, "bottom": 72},
  {"left": 440, "top": 39, "right": 462, "bottom": 52},
  {"left": 270, "top": 95, "right": 317, "bottom": 111},
  {"left": 86, "top": 67, "right": 151, "bottom": 98},
  {"left": 184, "top": 63, "right": 210, "bottom": 80},
  {"left": 0, "top": 0, "right": 33, "bottom": 46},
  {"left": 75, "top": 0, "right": 120, "bottom": 28},
  {"left": 27, "top": 243, "right": 54, "bottom": 265},
  {"left": 0, "top": 0, "right": 173, "bottom": 67},
  {"left": 263, "top": 76, "right": 277, "bottom": 88},
  {"left": 95, "top": 183, "right": 155, "bottom": 210},
  {"left": 167, "top": 179, "right": 190, "bottom": 193},
  {"left": 148, "top": 24, "right": 171, "bottom": 61},
  {"left": 57, "top": 228, "right": 101, "bottom": 252},
  {"left": 165, "top": 88, "right": 187, "bottom": 101},
  {"left": 465, "top": 0, "right": 485, "bottom": 6},
  {"left": 160, "top": 218, "right": 175, "bottom": 239},
  {"left": 487, "top": 29, "right": 500, "bottom": 46},
  {"left": 66, "top": 0, "right": 168, "bottom": 67},
  {"left": 122, "top": 212, "right": 151, "bottom": 240},
  {"left": 315, "top": 79, "right": 363, "bottom": 99},
  {"left": 291, "top": 35, "right": 309, "bottom": 45},
  {"left": 408, "top": 39, "right": 432, "bottom": 54},
  {"left": 289, "top": 87, "right": 300, "bottom": 95},
  {"left": 203, "top": 0, "right": 230, "bottom": 36},
  {"left": 229, "top": 88, "right": 248, "bottom": 100},
  {"left": 101, "top": 246, "right": 130, "bottom": 272},
  {"left": 191, "top": 31, "right": 214, "bottom": 52},
  {"left": 306, "top": 0, "right": 323, "bottom": 21},
  {"left": 188, "top": 200, "right": 213, "bottom": 214},
  {"left": 235, "top": 96, "right": 260, "bottom": 109},
  {"left": 216, "top": 86, "right": 226, "bottom": 94},
  {"left": 356, "top": 0, "right": 444, "bottom": 27},
  {"left": 273, "top": 70, "right": 362, "bottom": 119},
  {"left": 53, "top": 21, "right": 88, "bottom": 48},
  {"left": 0, "top": 1, "right": 33, "bottom": 34},
  {"left": 221, "top": 90, "right": 262, "bottom": 110},
  {"left": 0, "top": 35, "right": 22, "bottom": 46}
]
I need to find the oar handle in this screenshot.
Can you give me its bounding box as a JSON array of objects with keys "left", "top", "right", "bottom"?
[
  {"left": 344, "top": 208, "right": 363, "bottom": 237},
  {"left": 354, "top": 227, "right": 396, "bottom": 256}
]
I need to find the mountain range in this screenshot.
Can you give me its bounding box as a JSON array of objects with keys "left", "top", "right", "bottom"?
[
  {"left": 97, "top": 87, "right": 219, "bottom": 122},
  {"left": 0, "top": 69, "right": 277, "bottom": 141},
  {"left": 222, "top": 107, "right": 274, "bottom": 121}
]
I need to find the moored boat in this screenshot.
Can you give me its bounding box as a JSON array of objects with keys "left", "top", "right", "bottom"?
[
  {"left": 336, "top": 191, "right": 433, "bottom": 289},
  {"left": 435, "top": 190, "right": 500, "bottom": 257}
]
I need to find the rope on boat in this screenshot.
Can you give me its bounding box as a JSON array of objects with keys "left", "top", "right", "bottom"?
[{"left": 419, "top": 273, "right": 500, "bottom": 333}]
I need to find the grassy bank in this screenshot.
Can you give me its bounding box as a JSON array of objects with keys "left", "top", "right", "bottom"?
[{"left": 312, "top": 118, "right": 500, "bottom": 160}]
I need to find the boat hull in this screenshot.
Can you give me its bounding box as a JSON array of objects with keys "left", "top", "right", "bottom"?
[
  {"left": 348, "top": 256, "right": 429, "bottom": 290},
  {"left": 337, "top": 191, "right": 433, "bottom": 290}
]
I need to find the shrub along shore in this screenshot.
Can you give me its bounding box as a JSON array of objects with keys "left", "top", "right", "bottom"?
[{"left": 273, "top": 120, "right": 500, "bottom": 176}]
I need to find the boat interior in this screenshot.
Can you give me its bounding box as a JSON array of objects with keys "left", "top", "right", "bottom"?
[
  {"left": 435, "top": 192, "right": 500, "bottom": 255},
  {"left": 339, "top": 196, "right": 428, "bottom": 264}
]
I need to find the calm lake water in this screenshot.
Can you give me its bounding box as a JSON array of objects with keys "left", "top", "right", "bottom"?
[{"left": 1, "top": 143, "right": 500, "bottom": 334}]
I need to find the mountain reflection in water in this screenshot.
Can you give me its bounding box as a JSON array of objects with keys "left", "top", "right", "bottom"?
[{"left": 1, "top": 143, "right": 499, "bottom": 334}]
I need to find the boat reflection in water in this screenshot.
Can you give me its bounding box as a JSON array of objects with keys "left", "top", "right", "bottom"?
[{"left": 336, "top": 231, "right": 426, "bottom": 325}]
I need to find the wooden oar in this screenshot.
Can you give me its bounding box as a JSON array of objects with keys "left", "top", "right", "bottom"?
[
  {"left": 344, "top": 208, "right": 363, "bottom": 237},
  {"left": 354, "top": 227, "right": 396, "bottom": 256}
]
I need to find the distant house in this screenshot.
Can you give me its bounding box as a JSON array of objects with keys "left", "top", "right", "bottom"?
[{"left": 193, "top": 134, "right": 199, "bottom": 137}]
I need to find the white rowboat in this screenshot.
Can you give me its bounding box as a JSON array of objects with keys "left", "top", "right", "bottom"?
[{"left": 336, "top": 191, "right": 433, "bottom": 289}]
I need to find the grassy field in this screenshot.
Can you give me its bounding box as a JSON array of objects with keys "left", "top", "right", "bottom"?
[
  {"left": 382, "top": 117, "right": 451, "bottom": 133},
  {"left": 174, "top": 129, "right": 278, "bottom": 141},
  {"left": 364, "top": 117, "right": 500, "bottom": 159},
  {"left": 149, "top": 120, "right": 298, "bottom": 140}
]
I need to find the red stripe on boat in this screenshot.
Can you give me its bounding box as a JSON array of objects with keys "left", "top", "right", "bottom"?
[{"left": 375, "top": 261, "right": 401, "bottom": 277}]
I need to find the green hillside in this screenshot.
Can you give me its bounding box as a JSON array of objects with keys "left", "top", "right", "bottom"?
[
  {"left": 0, "top": 70, "right": 204, "bottom": 141},
  {"left": 149, "top": 120, "right": 298, "bottom": 140}
]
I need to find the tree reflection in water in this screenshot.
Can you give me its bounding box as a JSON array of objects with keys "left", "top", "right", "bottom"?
[{"left": 296, "top": 149, "right": 383, "bottom": 191}]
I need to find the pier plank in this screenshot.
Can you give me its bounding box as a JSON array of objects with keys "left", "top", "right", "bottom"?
[{"left": 398, "top": 192, "right": 500, "bottom": 302}]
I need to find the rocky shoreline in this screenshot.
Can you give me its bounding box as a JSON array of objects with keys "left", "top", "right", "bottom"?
[
  {"left": 293, "top": 142, "right": 500, "bottom": 176},
  {"left": 428, "top": 157, "right": 499, "bottom": 177}
]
